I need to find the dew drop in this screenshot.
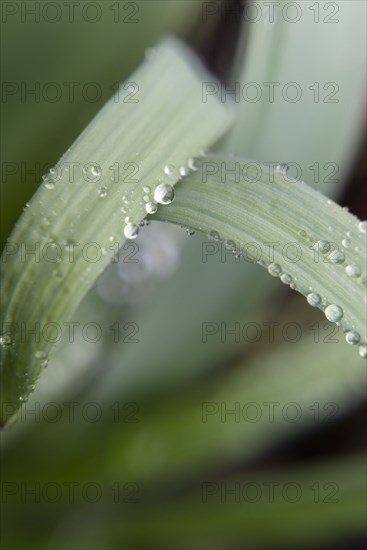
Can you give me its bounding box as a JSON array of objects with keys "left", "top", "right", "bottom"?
[
  {"left": 280, "top": 273, "right": 292, "bottom": 285},
  {"left": 164, "top": 164, "right": 175, "bottom": 176},
  {"left": 275, "top": 163, "right": 288, "bottom": 177},
  {"left": 324, "top": 304, "right": 343, "bottom": 322},
  {"left": 124, "top": 223, "right": 139, "bottom": 240},
  {"left": 179, "top": 166, "right": 189, "bottom": 177},
  {"left": 268, "top": 263, "right": 282, "bottom": 277},
  {"left": 0, "top": 334, "right": 13, "bottom": 347},
  {"left": 91, "top": 164, "right": 101, "bottom": 177},
  {"left": 306, "top": 293, "right": 322, "bottom": 307},
  {"left": 208, "top": 230, "right": 220, "bottom": 241},
  {"left": 314, "top": 240, "right": 331, "bottom": 254},
  {"left": 154, "top": 183, "right": 175, "bottom": 205},
  {"left": 186, "top": 228, "right": 195, "bottom": 236},
  {"left": 143, "top": 186, "right": 151, "bottom": 193},
  {"left": 224, "top": 240, "right": 237, "bottom": 252},
  {"left": 298, "top": 230, "right": 308, "bottom": 240},
  {"left": 358, "top": 221, "right": 367, "bottom": 234},
  {"left": 345, "top": 330, "right": 360, "bottom": 345},
  {"left": 345, "top": 264, "right": 361, "bottom": 278},
  {"left": 327, "top": 250, "right": 345, "bottom": 264},
  {"left": 359, "top": 343, "right": 367, "bottom": 359},
  {"left": 188, "top": 158, "right": 197, "bottom": 171},
  {"left": 44, "top": 181, "right": 55, "bottom": 190},
  {"left": 98, "top": 186, "right": 108, "bottom": 198},
  {"left": 145, "top": 201, "right": 158, "bottom": 214},
  {"left": 342, "top": 238, "right": 350, "bottom": 248}
]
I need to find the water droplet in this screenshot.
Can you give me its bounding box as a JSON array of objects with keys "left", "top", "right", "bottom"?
[
  {"left": 208, "top": 230, "right": 220, "bottom": 241},
  {"left": 345, "top": 264, "right": 361, "bottom": 278},
  {"left": 186, "top": 228, "right": 195, "bottom": 236},
  {"left": 0, "top": 334, "right": 13, "bottom": 347},
  {"left": 342, "top": 238, "right": 350, "bottom": 248},
  {"left": 307, "top": 293, "right": 322, "bottom": 307},
  {"left": 327, "top": 250, "right": 345, "bottom": 264},
  {"left": 124, "top": 223, "right": 139, "bottom": 240},
  {"left": 44, "top": 181, "right": 55, "bottom": 190},
  {"left": 164, "top": 164, "right": 175, "bottom": 176},
  {"left": 314, "top": 240, "right": 331, "bottom": 254},
  {"left": 179, "top": 166, "right": 189, "bottom": 177},
  {"left": 154, "top": 183, "right": 175, "bottom": 205},
  {"left": 188, "top": 158, "right": 197, "bottom": 171},
  {"left": 358, "top": 221, "right": 367, "bottom": 234},
  {"left": 224, "top": 240, "right": 237, "bottom": 252},
  {"left": 124, "top": 216, "right": 131, "bottom": 224},
  {"left": 145, "top": 201, "right": 158, "bottom": 214},
  {"left": 98, "top": 186, "right": 108, "bottom": 198},
  {"left": 268, "top": 263, "right": 282, "bottom": 277},
  {"left": 275, "top": 163, "right": 288, "bottom": 177},
  {"left": 324, "top": 304, "right": 343, "bottom": 322},
  {"left": 91, "top": 164, "right": 101, "bottom": 177},
  {"left": 143, "top": 186, "right": 151, "bottom": 193},
  {"left": 280, "top": 273, "right": 292, "bottom": 285},
  {"left": 359, "top": 344, "right": 367, "bottom": 359},
  {"left": 122, "top": 195, "right": 130, "bottom": 205},
  {"left": 143, "top": 194, "right": 150, "bottom": 202},
  {"left": 345, "top": 330, "right": 360, "bottom": 345}
]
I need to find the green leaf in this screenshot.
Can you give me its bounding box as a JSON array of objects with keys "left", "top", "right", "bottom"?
[
  {"left": 154, "top": 154, "right": 367, "bottom": 355},
  {"left": 0, "top": 37, "right": 234, "bottom": 425}
]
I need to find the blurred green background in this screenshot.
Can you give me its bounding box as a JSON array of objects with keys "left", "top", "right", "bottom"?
[{"left": 1, "top": 1, "right": 366, "bottom": 549}]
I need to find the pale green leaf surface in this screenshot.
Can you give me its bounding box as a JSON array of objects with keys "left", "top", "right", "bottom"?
[
  {"left": 0, "top": 37, "right": 234, "bottom": 424},
  {"left": 155, "top": 155, "right": 367, "bottom": 354}
]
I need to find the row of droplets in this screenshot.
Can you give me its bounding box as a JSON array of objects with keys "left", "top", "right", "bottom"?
[{"left": 206, "top": 229, "right": 367, "bottom": 358}]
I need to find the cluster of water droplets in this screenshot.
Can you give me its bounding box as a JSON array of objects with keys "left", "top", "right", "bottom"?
[
  {"left": 122, "top": 158, "right": 198, "bottom": 241},
  {"left": 303, "top": 220, "right": 367, "bottom": 356}
]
